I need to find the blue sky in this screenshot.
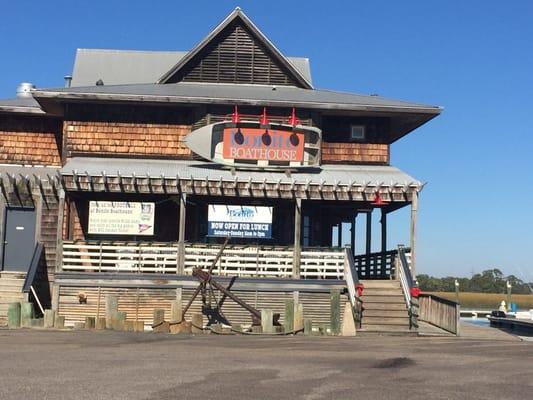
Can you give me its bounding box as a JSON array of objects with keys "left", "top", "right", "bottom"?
[{"left": 1, "top": 1, "right": 532, "bottom": 279}]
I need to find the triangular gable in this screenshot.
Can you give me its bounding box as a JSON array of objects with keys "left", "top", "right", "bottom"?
[{"left": 158, "top": 8, "right": 313, "bottom": 89}]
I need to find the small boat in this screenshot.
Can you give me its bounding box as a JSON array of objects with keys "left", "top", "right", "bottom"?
[{"left": 185, "top": 121, "right": 322, "bottom": 169}]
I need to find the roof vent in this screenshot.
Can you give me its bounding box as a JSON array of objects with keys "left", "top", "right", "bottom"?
[
  {"left": 16, "top": 82, "right": 35, "bottom": 98},
  {"left": 64, "top": 75, "right": 72, "bottom": 88},
  {"left": 96, "top": 79, "right": 104, "bottom": 86}
]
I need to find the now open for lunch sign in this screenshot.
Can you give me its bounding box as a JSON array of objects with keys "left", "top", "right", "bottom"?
[
  {"left": 208, "top": 205, "right": 273, "bottom": 239},
  {"left": 88, "top": 201, "right": 155, "bottom": 236}
]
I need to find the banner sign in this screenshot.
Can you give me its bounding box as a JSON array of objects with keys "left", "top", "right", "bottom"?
[
  {"left": 88, "top": 201, "right": 155, "bottom": 236},
  {"left": 222, "top": 127, "right": 304, "bottom": 162},
  {"left": 208, "top": 205, "right": 272, "bottom": 239}
]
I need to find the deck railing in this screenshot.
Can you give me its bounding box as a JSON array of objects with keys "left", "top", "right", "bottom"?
[
  {"left": 419, "top": 294, "right": 460, "bottom": 335},
  {"left": 353, "top": 249, "right": 399, "bottom": 279},
  {"left": 61, "top": 241, "right": 345, "bottom": 279}
]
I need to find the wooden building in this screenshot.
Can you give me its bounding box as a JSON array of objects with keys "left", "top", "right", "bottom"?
[{"left": 0, "top": 8, "right": 441, "bottom": 332}]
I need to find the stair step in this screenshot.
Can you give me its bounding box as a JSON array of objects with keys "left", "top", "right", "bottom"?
[
  {"left": 362, "top": 296, "right": 405, "bottom": 304},
  {"left": 363, "top": 309, "right": 409, "bottom": 318},
  {"left": 360, "top": 280, "right": 401, "bottom": 289},
  {"left": 357, "top": 328, "right": 417, "bottom": 337},
  {"left": 363, "top": 316, "right": 410, "bottom": 325},
  {"left": 363, "top": 302, "right": 407, "bottom": 310},
  {"left": 361, "top": 289, "right": 404, "bottom": 296}
]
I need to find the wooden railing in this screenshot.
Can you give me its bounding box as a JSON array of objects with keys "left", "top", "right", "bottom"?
[
  {"left": 353, "top": 249, "right": 399, "bottom": 279},
  {"left": 62, "top": 241, "right": 179, "bottom": 273},
  {"left": 62, "top": 241, "right": 345, "bottom": 279},
  {"left": 419, "top": 294, "right": 460, "bottom": 335}
]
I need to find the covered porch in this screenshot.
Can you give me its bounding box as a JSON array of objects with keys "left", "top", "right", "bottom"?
[{"left": 57, "top": 157, "right": 421, "bottom": 280}]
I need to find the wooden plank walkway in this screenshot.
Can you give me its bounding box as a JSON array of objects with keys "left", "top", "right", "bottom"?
[{"left": 418, "top": 320, "right": 520, "bottom": 340}]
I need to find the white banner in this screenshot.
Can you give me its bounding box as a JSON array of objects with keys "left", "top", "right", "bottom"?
[
  {"left": 208, "top": 205, "right": 272, "bottom": 239},
  {"left": 88, "top": 201, "right": 155, "bottom": 236}
]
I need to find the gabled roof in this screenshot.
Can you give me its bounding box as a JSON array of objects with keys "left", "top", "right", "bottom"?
[
  {"left": 69, "top": 49, "right": 312, "bottom": 87},
  {"left": 157, "top": 7, "right": 314, "bottom": 89}
]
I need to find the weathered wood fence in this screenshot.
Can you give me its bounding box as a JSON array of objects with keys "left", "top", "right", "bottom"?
[{"left": 419, "top": 294, "right": 460, "bottom": 335}]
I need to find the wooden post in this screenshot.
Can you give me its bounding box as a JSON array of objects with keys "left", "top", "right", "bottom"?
[
  {"left": 191, "top": 313, "right": 203, "bottom": 334},
  {"left": 7, "top": 302, "right": 21, "bottom": 329},
  {"left": 170, "top": 298, "right": 183, "bottom": 323},
  {"left": 44, "top": 310, "right": 56, "bottom": 328},
  {"left": 284, "top": 299, "right": 294, "bottom": 332},
  {"left": 294, "top": 303, "right": 304, "bottom": 333},
  {"left": 330, "top": 289, "right": 341, "bottom": 335},
  {"left": 350, "top": 213, "right": 357, "bottom": 255},
  {"left": 337, "top": 222, "right": 342, "bottom": 247},
  {"left": 55, "top": 188, "right": 65, "bottom": 272},
  {"left": 380, "top": 209, "right": 387, "bottom": 253},
  {"left": 20, "top": 302, "right": 34, "bottom": 328},
  {"left": 54, "top": 315, "right": 65, "bottom": 329},
  {"left": 381, "top": 209, "right": 387, "bottom": 276},
  {"left": 303, "top": 318, "right": 313, "bottom": 336},
  {"left": 366, "top": 211, "right": 372, "bottom": 256},
  {"left": 177, "top": 194, "right": 187, "bottom": 275},
  {"left": 261, "top": 309, "right": 274, "bottom": 334},
  {"left": 85, "top": 316, "right": 95, "bottom": 330},
  {"left": 410, "top": 191, "right": 418, "bottom": 277},
  {"left": 293, "top": 198, "right": 302, "bottom": 279},
  {"left": 105, "top": 295, "right": 118, "bottom": 329}
]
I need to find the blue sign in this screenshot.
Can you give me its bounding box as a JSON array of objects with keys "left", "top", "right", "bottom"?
[{"left": 208, "top": 205, "right": 273, "bottom": 239}]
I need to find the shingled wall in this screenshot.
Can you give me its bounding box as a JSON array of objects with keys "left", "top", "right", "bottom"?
[
  {"left": 321, "top": 142, "right": 389, "bottom": 164},
  {"left": 0, "top": 115, "right": 61, "bottom": 166},
  {"left": 63, "top": 121, "right": 192, "bottom": 159}
]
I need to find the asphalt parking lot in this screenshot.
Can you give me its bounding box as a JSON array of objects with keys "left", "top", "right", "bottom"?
[{"left": 0, "top": 328, "right": 531, "bottom": 400}]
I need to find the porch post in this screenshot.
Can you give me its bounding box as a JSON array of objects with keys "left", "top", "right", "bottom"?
[
  {"left": 350, "top": 212, "right": 357, "bottom": 255},
  {"left": 365, "top": 211, "right": 372, "bottom": 256},
  {"left": 380, "top": 209, "right": 387, "bottom": 253},
  {"left": 177, "top": 194, "right": 187, "bottom": 275},
  {"left": 292, "top": 198, "right": 302, "bottom": 279},
  {"left": 55, "top": 188, "right": 65, "bottom": 273},
  {"left": 410, "top": 191, "right": 418, "bottom": 277}
]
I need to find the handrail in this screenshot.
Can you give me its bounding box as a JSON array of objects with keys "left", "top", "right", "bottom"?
[
  {"left": 397, "top": 245, "right": 414, "bottom": 306},
  {"left": 343, "top": 247, "right": 363, "bottom": 328},
  {"left": 22, "top": 242, "right": 44, "bottom": 293}
]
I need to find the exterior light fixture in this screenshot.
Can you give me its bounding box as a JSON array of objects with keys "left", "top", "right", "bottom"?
[
  {"left": 232, "top": 105, "right": 244, "bottom": 144},
  {"left": 259, "top": 107, "right": 271, "bottom": 146},
  {"left": 288, "top": 107, "right": 300, "bottom": 146}
]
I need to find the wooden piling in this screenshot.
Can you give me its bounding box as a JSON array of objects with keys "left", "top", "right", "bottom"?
[
  {"left": 284, "top": 299, "right": 294, "bottom": 332},
  {"left": 294, "top": 303, "right": 304, "bottom": 333},
  {"left": 134, "top": 321, "right": 145, "bottom": 333},
  {"left": 105, "top": 295, "right": 118, "bottom": 329},
  {"left": 85, "top": 316, "right": 95, "bottom": 330},
  {"left": 124, "top": 320, "right": 134, "bottom": 332},
  {"left": 170, "top": 299, "right": 183, "bottom": 324},
  {"left": 191, "top": 313, "right": 204, "bottom": 334},
  {"left": 261, "top": 309, "right": 274, "bottom": 334},
  {"left": 304, "top": 318, "right": 313, "bottom": 336},
  {"left": 330, "top": 289, "right": 341, "bottom": 335},
  {"left": 20, "top": 302, "right": 34, "bottom": 328},
  {"left": 114, "top": 312, "right": 126, "bottom": 331},
  {"left": 44, "top": 310, "right": 56, "bottom": 328},
  {"left": 54, "top": 315, "right": 65, "bottom": 329},
  {"left": 152, "top": 308, "right": 165, "bottom": 332},
  {"left": 7, "top": 302, "right": 21, "bottom": 329},
  {"left": 95, "top": 317, "right": 106, "bottom": 330}
]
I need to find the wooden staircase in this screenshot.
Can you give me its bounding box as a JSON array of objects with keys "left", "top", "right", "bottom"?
[
  {"left": 358, "top": 279, "right": 412, "bottom": 335},
  {"left": 0, "top": 271, "right": 27, "bottom": 326}
]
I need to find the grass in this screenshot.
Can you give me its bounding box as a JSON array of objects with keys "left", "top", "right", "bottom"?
[{"left": 427, "top": 292, "right": 533, "bottom": 310}]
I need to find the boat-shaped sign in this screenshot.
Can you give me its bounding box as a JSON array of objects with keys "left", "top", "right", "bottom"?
[{"left": 185, "top": 121, "right": 321, "bottom": 168}]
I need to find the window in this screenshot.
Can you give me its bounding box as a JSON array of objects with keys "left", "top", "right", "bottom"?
[{"left": 350, "top": 125, "right": 365, "bottom": 140}]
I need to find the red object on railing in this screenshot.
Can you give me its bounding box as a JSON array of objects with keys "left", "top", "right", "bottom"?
[
  {"left": 370, "top": 191, "right": 389, "bottom": 206},
  {"left": 356, "top": 282, "right": 364, "bottom": 297},
  {"left": 259, "top": 107, "right": 269, "bottom": 125},
  {"left": 410, "top": 287, "right": 421, "bottom": 298},
  {"left": 288, "top": 107, "right": 300, "bottom": 126},
  {"left": 231, "top": 105, "right": 241, "bottom": 123}
]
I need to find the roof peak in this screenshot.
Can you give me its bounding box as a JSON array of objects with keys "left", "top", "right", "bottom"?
[{"left": 157, "top": 8, "right": 313, "bottom": 89}]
